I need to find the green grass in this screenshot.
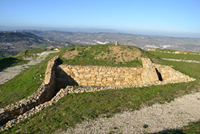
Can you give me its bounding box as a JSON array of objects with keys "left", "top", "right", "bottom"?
[
  {"left": 149, "top": 51, "right": 200, "bottom": 61},
  {"left": 4, "top": 80, "right": 200, "bottom": 134},
  {"left": 157, "top": 122, "right": 200, "bottom": 134},
  {"left": 0, "top": 52, "right": 60, "bottom": 108},
  {"left": 3, "top": 59, "right": 200, "bottom": 133},
  {"left": 156, "top": 120, "right": 200, "bottom": 134},
  {"left": 153, "top": 48, "right": 178, "bottom": 52},
  {"left": 0, "top": 48, "right": 47, "bottom": 70},
  {"left": 60, "top": 44, "right": 143, "bottom": 67},
  {"left": 0, "top": 57, "right": 29, "bottom": 69},
  {"left": 1, "top": 45, "right": 200, "bottom": 133},
  {"left": 16, "top": 48, "right": 46, "bottom": 58}
]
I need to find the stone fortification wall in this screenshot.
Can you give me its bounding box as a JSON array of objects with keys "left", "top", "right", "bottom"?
[
  {"left": 0, "top": 56, "right": 196, "bottom": 131},
  {"left": 0, "top": 56, "right": 59, "bottom": 126},
  {"left": 56, "top": 58, "right": 195, "bottom": 88},
  {"left": 155, "top": 64, "right": 192, "bottom": 83},
  {"left": 56, "top": 65, "right": 143, "bottom": 88}
]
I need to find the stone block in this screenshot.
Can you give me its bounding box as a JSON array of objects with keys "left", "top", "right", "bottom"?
[
  {"left": 81, "top": 83, "right": 88, "bottom": 86},
  {"left": 115, "top": 81, "right": 121, "bottom": 86},
  {"left": 96, "top": 78, "right": 102, "bottom": 82},
  {"left": 102, "top": 78, "right": 107, "bottom": 82},
  {"left": 107, "top": 77, "right": 113, "bottom": 81},
  {"left": 99, "top": 72, "right": 105, "bottom": 75}
]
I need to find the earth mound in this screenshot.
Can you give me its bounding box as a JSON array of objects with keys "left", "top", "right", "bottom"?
[{"left": 62, "top": 45, "right": 143, "bottom": 67}]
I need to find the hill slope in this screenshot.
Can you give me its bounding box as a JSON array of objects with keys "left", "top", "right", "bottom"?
[
  {"left": 1, "top": 45, "right": 200, "bottom": 133},
  {"left": 59, "top": 44, "right": 154, "bottom": 67},
  {"left": 0, "top": 31, "right": 44, "bottom": 43},
  {"left": 29, "top": 30, "right": 200, "bottom": 52},
  {"left": 0, "top": 31, "right": 62, "bottom": 57}
]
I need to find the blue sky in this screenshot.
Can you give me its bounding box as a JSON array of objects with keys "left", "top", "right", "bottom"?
[{"left": 0, "top": 0, "right": 200, "bottom": 37}]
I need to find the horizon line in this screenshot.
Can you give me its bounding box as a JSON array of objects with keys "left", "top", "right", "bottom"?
[{"left": 0, "top": 26, "right": 200, "bottom": 39}]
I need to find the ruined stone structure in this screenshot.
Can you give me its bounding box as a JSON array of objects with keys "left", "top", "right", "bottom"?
[
  {"left": 0, "top": 56, "right": 59, "bottom": 128},
  {"left": 0, "top": 56, "right": 196, "bottom": 131},
  {"left": 55, "top": 58, "right": 194, "bottom": 89},
  {"left": 115, "top": 41, "right": 118, "bottom": 45}
]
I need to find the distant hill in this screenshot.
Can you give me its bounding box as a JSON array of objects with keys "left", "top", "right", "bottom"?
[
  {"left": 28, "top": 30, "right": 200, "bottom": 52},
  {"left": 0, "top": 31, "right": 63, "bottom": 57},
  {"left": 0, "top": 31, "right": 45, "bottom": 43}
]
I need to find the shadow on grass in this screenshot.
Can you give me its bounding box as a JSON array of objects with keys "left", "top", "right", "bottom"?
[
  {"left": 0, "top": 57, "right": 27, "bottom": 71},
  {"left": 155, "top": 129, "right": 184, "bottom": 134}
]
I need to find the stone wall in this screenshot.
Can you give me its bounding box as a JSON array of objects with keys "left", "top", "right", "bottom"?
[
  {"left": 0, "top": 56, "right": 196, "bottom": 131},
  {"left": 155, "top": 64, "right": 192, "bottom": 83},
  {"left": 0, "top": 56, "right": 59, "bottom": 126},
  {"left": 56, "top": 58, "right": 195, "bottom": 89},
  {"left": 56, "top": 65, "right": 143, "bottom": 89}
]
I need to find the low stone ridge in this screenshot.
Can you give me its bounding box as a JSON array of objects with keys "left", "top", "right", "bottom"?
[
  {"left": 0, "top": 56, "right": 196, "bottom": 131},
  {"left": 0, "top": 56, "right": 58, "bottom": 128}
]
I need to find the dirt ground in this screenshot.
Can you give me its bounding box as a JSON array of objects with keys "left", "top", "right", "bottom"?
[
  {"left": 62, "top": 46, "right": 142, "bottom": 63},
  {"left": 95, "top": 46, "right": 142, "bottom": 63},
  {"left": 58, "top": 90, "right": 200, "bottom": 134},
  {"left": 0, "top": 51, "right": 59, "bottom": 85}
]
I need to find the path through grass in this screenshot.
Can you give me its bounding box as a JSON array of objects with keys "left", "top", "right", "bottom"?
[{"left": 149, "top": 51, "right": 200, "bottom": 61}]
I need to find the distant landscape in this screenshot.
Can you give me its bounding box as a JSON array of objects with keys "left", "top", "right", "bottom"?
[{"left": 1, "top": 30, "right": 200, "bottom": 57}]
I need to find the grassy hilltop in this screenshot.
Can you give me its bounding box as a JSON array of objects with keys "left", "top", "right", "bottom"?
[
  {"left": 1, "top": 44, "right": 200, "bottom": 133},
  {"left": 60, "top": 44, "right": 143, "bottom": 67},
  {"left": 0, "top": 44, "right": 153, "bottom": 108}
]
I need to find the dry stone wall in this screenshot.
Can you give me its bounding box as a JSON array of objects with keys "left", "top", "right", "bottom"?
[
  {"left": 0, "top": 56, "right": 58, "bottom": 127},
  {"left": 155, "top": 64, "right": 192, "bottom": 82},
  {"left": 56, "top": 58, "right": 195, "bottom": 88},
  {"left": 56, "top": 65, "right": 143, "bottom": 88},
  {"left": 0, "top": 56, "right": 196, "bottom": 131}
]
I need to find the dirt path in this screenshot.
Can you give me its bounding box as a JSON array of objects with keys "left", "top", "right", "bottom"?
[
  {"left": 61, "top": 91, "right": 200, "bottom": 134},
  {"left": 162, "top": 58, "right": 200, "bottom": 63},
  {"left": 0, "top": 51, "right": 59, "bottom": 85}
]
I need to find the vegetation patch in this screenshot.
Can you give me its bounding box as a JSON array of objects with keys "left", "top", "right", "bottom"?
[
  {"left": 0, "top": 57, "right": 28, "bottom": 69},
  {"left": 61, "top": 44, "right": 143, "bottom": 67},
  {"left": 0, "top": 52, "right": 61, "bottom": 107},
  {"left": 149, "top": 51, "right": 200, "bottom": 61},
  {"left": 16, "top": 48, "right": 46, "bottom": 58}
]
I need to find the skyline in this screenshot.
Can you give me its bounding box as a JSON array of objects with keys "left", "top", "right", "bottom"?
[{"left": 1, "top": 0, "right": 200, "bottom": 37}]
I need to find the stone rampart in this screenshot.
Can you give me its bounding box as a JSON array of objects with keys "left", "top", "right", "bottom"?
[
  {"left": 56, "top": 58, "right": 195, "bottom": 89},
  {"left": 0, "top": 56, "right": 196, "bottom": 131},
  {"left": 56, "top": 65, "right": 143, "bottom": 88},
  {"left": 155, "top": 64, "right": 192, "bottom": 82},
  {"left": 0, "top": 56, "right": 59, "bottom": 126}
]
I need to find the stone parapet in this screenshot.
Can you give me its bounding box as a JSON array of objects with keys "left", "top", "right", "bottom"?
[
  {"left": 0, "top": 56, "right": 59, "bottom": 127},
  {"left": 56, "top": 58, "right": 195, "bottom": 88},
  {"left": 56, "top": 65, "right": 143, "bottom": 88}
]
